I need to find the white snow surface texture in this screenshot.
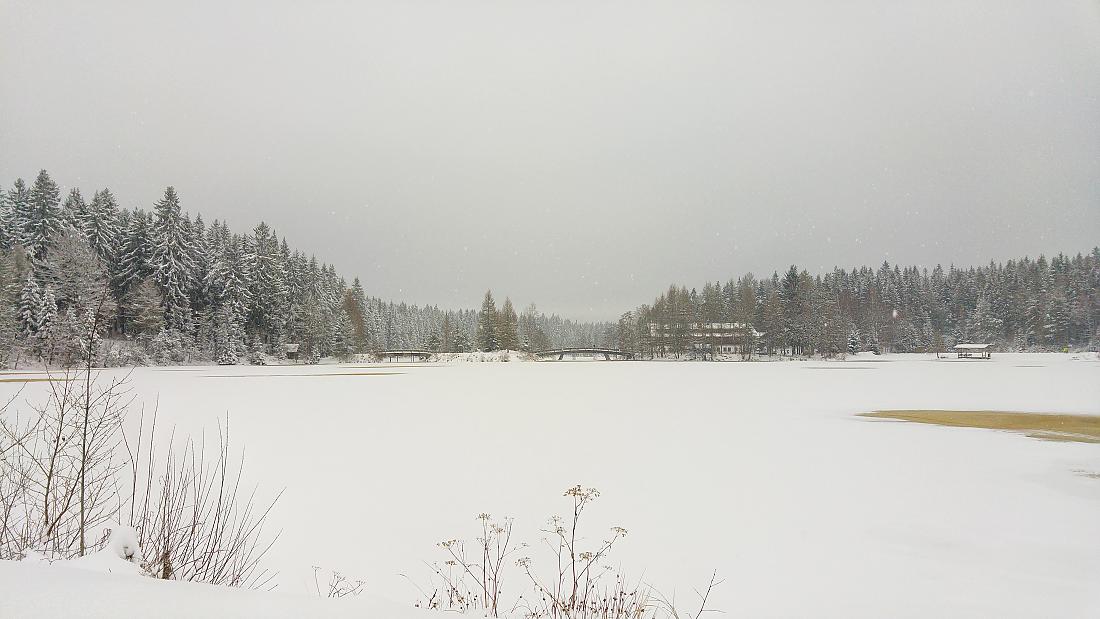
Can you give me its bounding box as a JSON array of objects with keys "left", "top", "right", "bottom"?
[
  {"left": 0, "top": 353, "right": 1098, "bottom": 618},
  {"left": 0, "top": 559, "right": 420, "bottom": 618}
]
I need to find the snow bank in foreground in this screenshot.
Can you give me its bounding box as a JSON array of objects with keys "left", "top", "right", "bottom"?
[
  {"left": 42, "top": 526, "right": 147, "bottom": 577},
  {"left": 1, "top": 527, "right": 422, "bottom": 619},
  {"left": 0, "top": 559, "right": 423, "bottom": 619}
]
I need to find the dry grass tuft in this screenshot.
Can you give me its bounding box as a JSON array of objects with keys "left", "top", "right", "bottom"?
[{"left": 860, "top": 410, "right": 1100, "bottom": 444}]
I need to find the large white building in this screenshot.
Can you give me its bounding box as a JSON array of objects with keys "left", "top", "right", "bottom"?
[{"left": 647, "top": 322, "right": 764, "bottom": 354}]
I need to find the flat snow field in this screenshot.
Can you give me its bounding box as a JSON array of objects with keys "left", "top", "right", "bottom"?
[{"left": 2, "top": 353, "right": 1099, "bottom": 617}]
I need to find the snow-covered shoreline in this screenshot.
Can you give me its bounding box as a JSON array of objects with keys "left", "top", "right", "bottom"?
[{"left": 7, "top": 348, "right": 1097, "bottom": 371}]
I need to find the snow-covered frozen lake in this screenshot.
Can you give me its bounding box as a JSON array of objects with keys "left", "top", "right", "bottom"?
[{"left": 3, "top": 353, "right": 1099, "bottom": 617}]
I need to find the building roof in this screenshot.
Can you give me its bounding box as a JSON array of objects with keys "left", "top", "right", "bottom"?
[{"left": 953, "top": 343, "right": 991, "bottom": 349}]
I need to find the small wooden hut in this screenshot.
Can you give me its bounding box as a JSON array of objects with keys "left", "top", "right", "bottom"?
[{"left": 953, "top": 343, "right": 991, "bottom": 359}]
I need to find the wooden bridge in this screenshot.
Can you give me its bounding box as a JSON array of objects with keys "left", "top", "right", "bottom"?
[
  {"left": 375, "top": 350, "right": 434, "bottom": 362},
  {"left": 534, "top": 347, "right": 634, "bottom": 361}
]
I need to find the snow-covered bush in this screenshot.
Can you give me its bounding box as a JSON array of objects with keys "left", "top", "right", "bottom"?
[
  {"left": 150, "top": 329, "right": 189, "bottom": 364},
  {"left": 103, "top": 344, "right": 152, "bottom": 367},
  {"left": 103, "top": 346, "right": 122, "bottom": 367},
  {"left": 104, "top": 525, "right": 142, "bottom": 564},
  {"left": 216, "top": 349, "right": 239, "bottom": 365}
]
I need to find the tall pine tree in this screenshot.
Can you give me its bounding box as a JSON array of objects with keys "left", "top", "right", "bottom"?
[{"left": 150, "top": 187, "right": 196, "bottom": 330}]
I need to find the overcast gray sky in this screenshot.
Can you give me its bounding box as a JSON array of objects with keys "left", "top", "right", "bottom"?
[{"left": 2, "top": 1, "right": 1098, "bottom": 320}]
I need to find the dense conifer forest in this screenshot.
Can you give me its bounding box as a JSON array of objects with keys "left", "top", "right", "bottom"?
[
  {"left": 619, "top": 251, "right": 1100, "bottom": 358},
  {"left": 2, "top": 170, "right": 1094, "bottom": 367},
  {"left": 0, "top": 170, "right": 610, "bottom": 366}
]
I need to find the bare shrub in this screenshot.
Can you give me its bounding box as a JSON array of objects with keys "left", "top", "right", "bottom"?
[
  {"left": 413, "top": 514, "right": 519, "bottom": 614},
  {"left": 515, "top": 485, "right": 643, "bottom": 619},
  {"left": 0, "top": 388, "right": 33, "bottom": 558},
  {"left": 413, "top": 485, "right": 722, "bottom": 619},
  {"left": 0, "top": 367, "right": 132, "bottom": 560},
  {"left": 313, "top": 565, "right": 366, "bottom": 598},
  {"left": 651, "top": 571, "right": 725, "bottom": 619},
  {"left": 0, "top": 302, "right": 282, "bottom": 589},
  {"left": 121, "top": 409, "right": 283, "bottom": 589}
]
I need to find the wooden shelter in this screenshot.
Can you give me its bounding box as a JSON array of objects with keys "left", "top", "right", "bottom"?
[
  {"left": 953, "top": 343, "right": 991, "bottom": 359},
  {"left": 285, "top": 343, "right": 300, "bottom": 361}
]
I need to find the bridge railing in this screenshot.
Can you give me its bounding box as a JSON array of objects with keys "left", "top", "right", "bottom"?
[{"left": 534, "top": 348, "right": 634, "bottom": 359}]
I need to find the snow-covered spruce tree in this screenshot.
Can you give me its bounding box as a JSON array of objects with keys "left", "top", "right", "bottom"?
[
  {"left": 847, "top": 330, "right": 860, "bottom": 355},
  {"left": 440, "top": 313, "right": 455, "bottom": 352},
  {"left": 366, "top": 300, "right": 385, "bottom": 350},
  {"left": 451, "top": 327, "right": 473, "bottom": 353},
  {"left": 35, "top": 286, "right": 58, "bottom": 361},
  {"left": 150, "top": 187, "right": 196, "bottom": 331},
  {"left": 779, "top": 266, "right": 804, "bottom": 355},
  {"left": 616, "top": 311, "right": 636, "bottom": 354},
  {"left": 497, "top": 297, "right": 519, "bottom": 350},
  {"left": 203, "top": 230, "right": 252, "bottom": 336},
  {"left": 296, "top": 298, "right": 323, "bottom": 359},
  {"left": 1048, "top": 290, "right": 1070, "bottom": 351},
  {"left": 46, "top": 307, "right": 83, "bottom": 366},
  {"left": 344, "top": 277, "right": 370, "bottom": 353},
  {"left": 198, "top": 219, "right": 226, "bottom": 307},
  {"left": 530, "top": 323, "right": 550, "bottom": 352},
  {"left": 518, "top": 303, "right": 538, "bottom": 351},
  {"left": 969, "top": 292, "right": 1002, "bottom": 345},
  {"left": 6, "top": 178, "right": 31, "bottom": 242},
  {"left": 246, "top": 222, "right": 288, "bottom": 348},
  {"left": 18, "top": 275, "right": 40, "bottom": 338},
  {"left": 476, "top": 290, "right": 498, "bottom": 351},
  {"left": 61, "top": 188, "right": 87, "bottom": 232},
  {"left": 331, "top": 306, "right": 355, "bottom": 359},
  {"left": 123, "top": 277, "right": 165, "bottom": 341},
  {"left": 213, "top": 304, "right": 242, "bottom": 364},
  {"left": 38, "top": 286, "right": 58, "bottom": 334},
  {"left": 150, "top": 328, "right": 190, "bottom": 364},
  {"left": 188, "top": 213, "right": 209, "bottom": 312},
  {"left": 0, "top": 251, "right": 25, "bottom": 361},
  {"left": 83, "top": 188, "right": 121, "bottom": 264},
  {"left": 426, "top": 329, "right": 442, "bottom": 352},
  {"left": 0, "top": 184, "right": 14, "bottom": 252},
  {"left": 32, "top": 230, "right": 116, "bottom": 323},
  {"left": 22, "top": 170, "right": 63, "bottom": 260},
  {"left": 115, "top": 208, "right": 154, "bottom": 299}
]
